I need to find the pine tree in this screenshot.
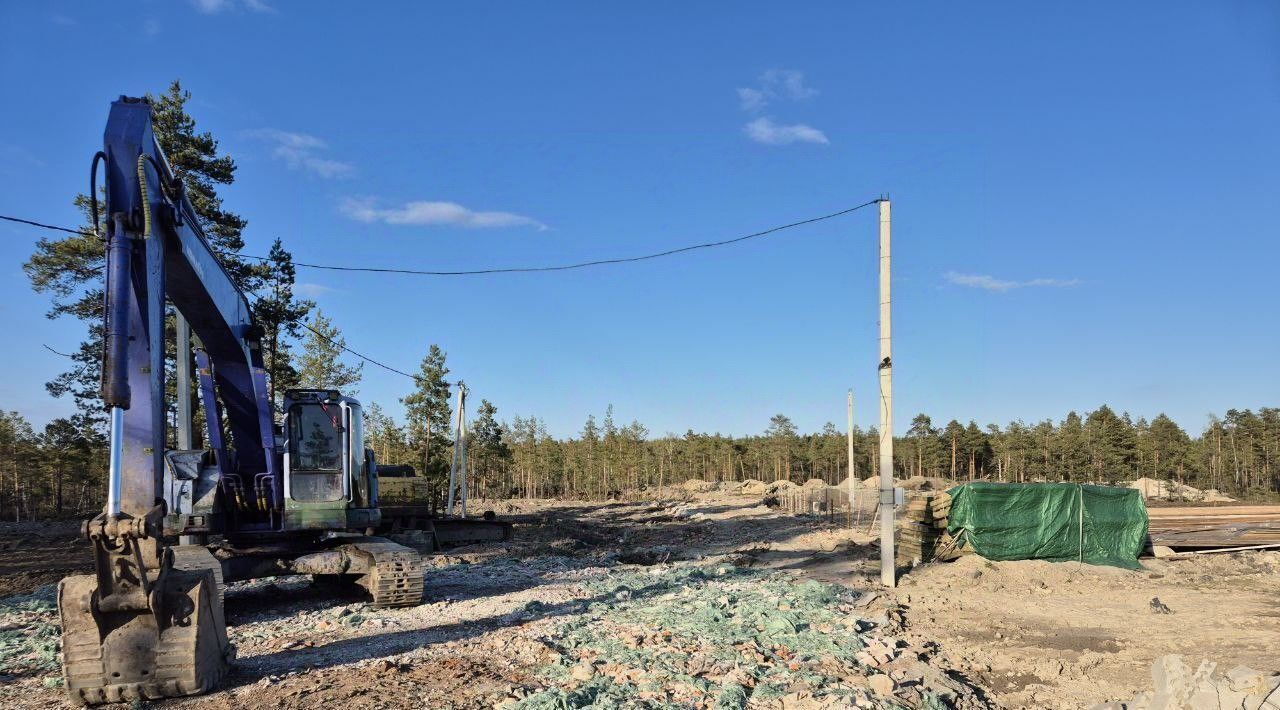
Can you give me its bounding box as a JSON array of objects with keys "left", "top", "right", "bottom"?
[
  {"left": 580, "top": 414, "right": 600, "bottom": 494},
  {"left": 1057, "top": 411, "right": 1088, "bottom": 480},
  {"left": 1085, "top": 405, "right": 1137, "bottom": 479},
  {"left": 401, "top": 345, "right": 452, "bottom": 481},
  {"left": 766, "top": 414, "right": 798, "bottom": 480},
  {"left": 469, "top": 399, "right": 510, "bottom": 497},
  {"left": 295, "top": 309, "right": 363, "bottom": 394},
  {"left": 40, "top": 416, "right": 102, "bottom": 517},
  {"left": 255, "top": 238, "right": 314, "bottom": 404}
]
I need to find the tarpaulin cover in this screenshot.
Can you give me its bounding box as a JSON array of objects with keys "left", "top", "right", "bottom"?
[{"left": 946, "top": 482, "right": 1148, "bottom": 569}]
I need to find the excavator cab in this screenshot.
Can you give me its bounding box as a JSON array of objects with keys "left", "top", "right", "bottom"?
[{"left": 280, "top": 389, "right": 379, "bottom": 531}]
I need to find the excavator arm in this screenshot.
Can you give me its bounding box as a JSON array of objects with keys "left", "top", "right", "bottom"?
[{"left": 58, "top": 96, "right": 265, "bottom": 705}]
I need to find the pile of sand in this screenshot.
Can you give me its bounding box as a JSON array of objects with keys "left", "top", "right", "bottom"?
[
  {"left": 678, "top": 479, "right": 717, "bottom": 493},
  {"left": 1128, "top": 477, "right": 1236, "bottom": 503},
  {"left": 765, "top": 480, "right": 799, "bottom": 494}
]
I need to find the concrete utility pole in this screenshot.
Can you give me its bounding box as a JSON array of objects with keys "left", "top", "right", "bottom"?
[{"left": 878, "top": 198, "right": 896, "bottom": 587}]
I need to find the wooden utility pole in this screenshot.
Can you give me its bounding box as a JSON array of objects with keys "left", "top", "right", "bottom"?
[{"left": 878, "top": 198, "right": 896, "bottom": 588}]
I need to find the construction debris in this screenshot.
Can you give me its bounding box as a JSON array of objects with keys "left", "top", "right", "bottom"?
[
  {"left": 1092, "top": 655, "right": 1280, "bottom": 709},
  {"left": 507, "top": 562, "right": 988, "bottom": 709}
]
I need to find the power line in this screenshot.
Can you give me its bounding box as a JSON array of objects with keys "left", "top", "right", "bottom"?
[
  {"left": 0, "top": 214, "right": 90, "bottom": 235},
  {"left": 7, "top": 198, "right": 883, "bottom": 386},
  {"left": 254, "top": 199, "right": 884, "bottom": 276},
  {"left": 290, "top": 306, "right": 429, "bottom": 385},
  {"left": 2, "top": 198, "right": 883, "bottom": 276}
]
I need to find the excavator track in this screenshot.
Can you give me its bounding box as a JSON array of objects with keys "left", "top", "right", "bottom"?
[{"left": 342, "top": 539, "right": 424, "bottom": 608}]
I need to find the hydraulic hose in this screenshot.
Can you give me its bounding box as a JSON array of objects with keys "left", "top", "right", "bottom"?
[{"left": 136, "top": 155, "right": 152, "bottom": 239}]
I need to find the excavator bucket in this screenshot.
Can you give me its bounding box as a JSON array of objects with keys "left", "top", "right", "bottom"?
[{"left": 58, "top": 567, "right": 232, "bottom": 706}]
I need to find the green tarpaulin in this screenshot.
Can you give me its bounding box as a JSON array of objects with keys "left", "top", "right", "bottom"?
[{"left": 946, "top": 482, "right": 1148, "bottom": 569}]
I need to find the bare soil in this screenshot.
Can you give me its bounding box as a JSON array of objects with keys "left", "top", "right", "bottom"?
[
  {"left": 0, "top": 521, "right": 91, "bottom": 597},
  {"left": 0, "top": 494, "right": 1276, "bottom": 709}
]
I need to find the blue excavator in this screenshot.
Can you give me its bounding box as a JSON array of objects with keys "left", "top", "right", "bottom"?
[{"left": 57, "top": 96, "right": 508, "bottom": 705}]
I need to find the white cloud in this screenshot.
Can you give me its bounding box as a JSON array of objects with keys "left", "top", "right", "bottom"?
[
  {"left": 737, "top": 69, "right": 818, "bottom": 111},
  {"left": 340, "top": 197, "right": 547, "bottom": 230},
  {"left": 191, "top": 0, "right": 230, "bottom": 12},
  {"left": 294, "top": 282, "right": 334, "bottom": 298},
  {"left": 737, "top": 70, "right": 826, "bottom": 146},
  {"left": 737, "top": 87, "right": 767, "bottom": 112},
  {"left": 945, "top": 272, "right": 1081, "bottom": 292},
  {"left": 743, "top": 118, "right": 829, "bottom": 146},
  {"left": 244, "top": 129, "right": 354, "bottom": 178},
  {"left": 191, "top": 0, "right": 274, "bottom": 13}
]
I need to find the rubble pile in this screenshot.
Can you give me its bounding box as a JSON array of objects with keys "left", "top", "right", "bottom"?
[
  {"left": 1093, "top": 654, "right": 1280, "bottom": 709},
  {"left": 508, "top": 563, "right": 987, "bottom": 709}
]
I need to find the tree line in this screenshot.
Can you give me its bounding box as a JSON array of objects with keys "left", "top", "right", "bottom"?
[{"left": 364, "top": 389, "right": 1280, "bottom": 502}]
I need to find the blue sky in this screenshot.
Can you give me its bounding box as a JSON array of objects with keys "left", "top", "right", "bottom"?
[{"left": 1, "top": 2, "right": 1277, "bottom": 438}]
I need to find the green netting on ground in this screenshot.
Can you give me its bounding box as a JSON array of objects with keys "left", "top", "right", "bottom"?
[
  {"left": 0, "top": 585, "right": 61, "bottom": 680},
  {"left": 946, "top": 482, "right": 1148, "bottom": 569},
  {"left": 512, "top": 565, "right": 934, "bottom": 709}
]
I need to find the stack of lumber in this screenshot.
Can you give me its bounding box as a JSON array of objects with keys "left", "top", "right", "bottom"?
[
  {"left": 1147, "top": 505, "right": 1280, "bottom": 551},
  {"left": 898, "top": 492, "right": 952, "bottom": 563}
]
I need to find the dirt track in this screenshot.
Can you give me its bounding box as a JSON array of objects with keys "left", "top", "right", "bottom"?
[{"left": 1, "top": 495, "right": 1278, "bottom": 708}]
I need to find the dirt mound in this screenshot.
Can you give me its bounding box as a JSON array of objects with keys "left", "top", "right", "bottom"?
[
  {"left": 679, "top": 479, "right": 717, "bottom": 493},
  {"left": 801, "top": 478, "right": 828, "bottom": 488},
  {"left": 1128, "top": 477, "right": 1236, "bottom": 503},
  {"left": 765, "top": 480, "right": 799, "bottom": 494},
  {"left": 740, "top": 479, "right": 769, "bottom": 495}
]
